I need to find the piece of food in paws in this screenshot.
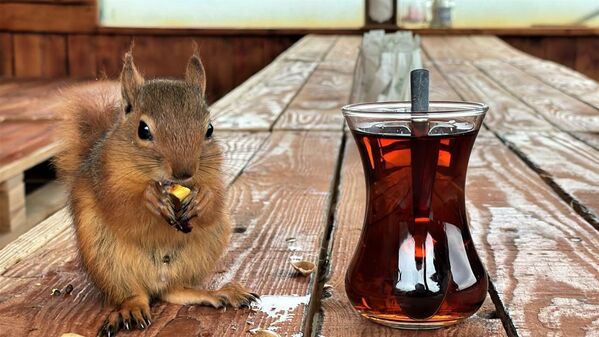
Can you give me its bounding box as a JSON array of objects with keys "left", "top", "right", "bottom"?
[
  {"left": 165, "top": 183, "right": 193, "bottom": 233},
  {"left": 167, "top": 184, "right": 191, "bottom": 202}
]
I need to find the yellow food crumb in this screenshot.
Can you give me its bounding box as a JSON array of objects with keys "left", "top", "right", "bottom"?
[{"left": 168, "top": 184, "right": 191, "bottom": 201}]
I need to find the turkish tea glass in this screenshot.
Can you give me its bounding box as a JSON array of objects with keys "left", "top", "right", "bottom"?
[{"left": 342, "top": 101, "right": 489, "bottom": 329}]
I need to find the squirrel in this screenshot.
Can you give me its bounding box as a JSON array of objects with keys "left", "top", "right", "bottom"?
[{"left": 54, "top": 47, "right": 258, "bottom": 337}]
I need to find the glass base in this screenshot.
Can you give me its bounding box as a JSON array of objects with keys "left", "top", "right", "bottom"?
[{"left": 362, "top": 313, "right": 462, "bottom": 330}]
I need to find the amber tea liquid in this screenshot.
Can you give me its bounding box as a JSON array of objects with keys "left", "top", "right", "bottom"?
[{"left": 345, "top": 127, "right": 488, "bottom": 329}]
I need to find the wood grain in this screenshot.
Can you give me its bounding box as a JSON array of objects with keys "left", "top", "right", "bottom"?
[
  {"left": 428, "top": 60, "right": 555, "bottom": 133},
  {"left": 322, "top": 35, "right": 361, "bottom": 66},
  {"left": 422, "top": 54, "right": 461, "bottom": 101},
  {"left": 281, "top": 35, "right": 337, "bottom": 62},
  {"left": 13, "top": 34, "right": 67, "bottom": 78},
  {"left": 0, "top": 80, "right": 74, "bottom": 122},
  {"left": 502, "top": 132, "right": 599, "bottom": 228},
  {"left": 94, "top": 34, "right": 135, "bottom": 79},
  {"left": 0, "top": 173, "right": 25, "bottom": 233},
  {"left": 0, "top": 180, "right": 67, "bottom": 250},
  {"left": 0, "top": 80, "right": 117, "bottom": 123},
  {"left": 473, "top": 59, "right": 599, "bottom": 132},
  {"left": 274, "top": 37, "right": 361, "bottom": 131},
  {"left": 212, "top": 60, "right": 317, "bottom": 131},
  {"left": 575, "top": 37, "right": 599, "bottom": 83},
  {"left": 0, "top": 121, "right": 59, "bottom": 182},
  {"left": 0, "top": 130, "right": 344, "bottom": 337},
  {"left": 421, "top": 36, "right": 463, "bottom": 60},
  {"left": 67, "top": 34, "right": 97, "bottom": 78},
  {"left": 468, "top": 35, "right": 531, "bottom": 61},
  {"left": 508, "top": 57, "right": 599, "bottom": 110},
  {"left": 318, "top": 135, "right": 507, "bottom": 337},
  {"left": 466, "top": 136, "right": 599, "bottom": 337},
  {"left": 215, "top": 131, "right": 270, "bottom": 186},
  {"left": 574, "top": 132, "right": 599, "bottom": 150},
  {"left": 0, "top": 33, "right": 13, "bottom": 78},
  {"left": 0, "top": 3, "right": 96, "bottom": 33}
]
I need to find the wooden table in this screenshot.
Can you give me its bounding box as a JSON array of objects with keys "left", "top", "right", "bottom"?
[{"left": 0, "top": 34, "right": 598, "bottom": 337}]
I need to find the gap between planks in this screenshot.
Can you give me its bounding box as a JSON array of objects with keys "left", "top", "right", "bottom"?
[{"left": 302, "top": 131, "right": 348, "bottom": 336}]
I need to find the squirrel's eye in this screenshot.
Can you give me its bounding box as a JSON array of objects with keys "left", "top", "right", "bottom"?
[
  {"left": 138, "top": 121, "right": 153, "bottom": 141},
  {"left": 205, "top": 123, "right": 214, "bottom": 139}
]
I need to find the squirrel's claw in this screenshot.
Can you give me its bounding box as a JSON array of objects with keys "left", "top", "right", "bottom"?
[{"left": 96, "top": 320, "right": 118, "bottom": 337}]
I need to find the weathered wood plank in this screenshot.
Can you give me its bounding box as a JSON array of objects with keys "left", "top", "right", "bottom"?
[
  {"left": 274, "top": 37, "right": 361, "bottom": 131},
  {"left": 0, "top": 207, "right": 70, "bottom": 274},
  {"left": 0, "top": 121, "right": 59, "bottom": 182},
  {"left": 0, "top": 130, "right": 343, "bottom": 336},
  {"left": 466, "top": 136, "right": 599, "bottom": 337},
  {"left": 502, "top": 132, "right": 599, "bottom": 228},
  {"left": 422, "top": 54, "right": 461, "bottom": 101},
  {"left": 319, "top": 135, "right": 508, "bottom": 337},
  {"left": 421, "top": 36, "right": 462, "bottom": 60},
  {"left": 422, "top": 35, "right": 522, "bottom": 62},
  {"left": 0, "top": 80, "right": 73, "bottom": 122},
  {"left": 210, "top": 35, "right": 350, "bottom": 131},
  {"left": 429, "top": 60, "right": 555, "bottom": 133},
  {"left": 281, "top": 35, "right": 337, "bottom": 62},
  {"left": 508, "top": 57, "right": 599, "bottom": 110},
  {"left": 13, "top": 34, "right": 68, "bottom": 78},
  {"left": 216, "top": 131, "right": 270, "bottom": 186},
  {"left": 474, "top": 59, "right": 599, "bottom": 132},
  {"left": 467, "top": 35, "right": 531, "bottom": 61},
  {"left": 0, "top": 180, "right": 68, "bottom": 250},
  {"left": 321, "top": 35, "right": 361, "bottom": 68},
  {"left": 0, "top": 33, "right": 13, "bottom": 78},
  {"left": 202, "top": 131, "right": 342, "bottom": 335},
  {"left": 574, "top": 132, "right": 599, "bottom": 150},
  {"left": 0, "top": 173, "right": 26, "bottom": 233},
  {"left": 212, "top": 60, "right": 317, "bottom": 131},
  {"left": 0, "top": 3, "right": 96, "bottom": 33}
]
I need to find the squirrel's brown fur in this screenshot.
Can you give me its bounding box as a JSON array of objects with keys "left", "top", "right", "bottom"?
[{"left": 55, "top": 49, "right": 257, "bottom": 336}]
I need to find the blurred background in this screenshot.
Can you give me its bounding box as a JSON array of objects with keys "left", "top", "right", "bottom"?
[{"left": 0, "top": 0, "right": 597, "bottom": 104}]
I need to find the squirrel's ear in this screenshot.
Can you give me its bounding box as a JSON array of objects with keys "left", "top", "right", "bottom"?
[
  {"left": 120, "top": 50, "right": 144, "bottom": 112},
  {"left": 185, "top": 44, "right": 206, "bottom": 96}
]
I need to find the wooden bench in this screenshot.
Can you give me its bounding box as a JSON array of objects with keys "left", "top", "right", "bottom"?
[
  {"left": 0, "top": 79, "right": 73, "bottom": 236},
  {"left": 0, "top": 80, "right": 116, "bottom": 247},
  {"left": 0, "top": 34, "right": 598, "bottom": 337}
]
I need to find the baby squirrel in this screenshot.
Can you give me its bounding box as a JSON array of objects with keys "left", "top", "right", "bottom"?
[{"left": 55, "top": 47, "right": 258, "bottom": 337}]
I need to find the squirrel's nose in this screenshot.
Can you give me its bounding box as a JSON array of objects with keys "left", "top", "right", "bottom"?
[{"left": 172, "top": 170, "right": 193, "bottom": 182}]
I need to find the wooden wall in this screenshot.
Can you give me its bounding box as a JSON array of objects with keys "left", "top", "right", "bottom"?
[
  {"left": 0, "top": 32, "right": 298, "bottom": 103},
  {"left": 0, "top": 1, "right": 300, "bottom": 102}
]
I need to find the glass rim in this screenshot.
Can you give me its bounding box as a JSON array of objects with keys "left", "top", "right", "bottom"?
[{"left": 342, "top": 101, "right": 489, "bottom": 119}]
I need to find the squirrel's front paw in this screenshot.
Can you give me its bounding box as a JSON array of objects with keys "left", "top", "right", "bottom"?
[
  {"left": 144, "top": 181, "right": 178, "bottom": 229},
  {"left": 97, "top": 298, "right": 151, "bottom": 337},
  {"left": 176, "top": 188, "right": 213, "bottom": 225},
  {"left": 214, "top": 282, "right": 260, "bottom": 309}
]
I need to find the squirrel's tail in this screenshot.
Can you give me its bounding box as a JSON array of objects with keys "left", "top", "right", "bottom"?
[{"left": 54, "top": 81, "right": 121, "bottom": 186}]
